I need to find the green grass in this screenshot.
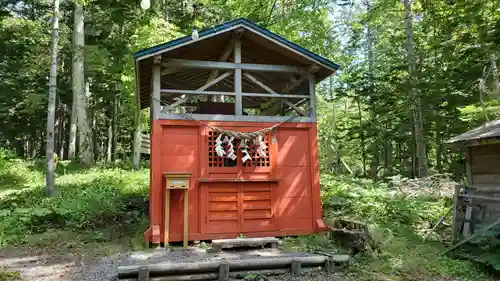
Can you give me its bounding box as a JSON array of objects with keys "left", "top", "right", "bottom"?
[
  {"left": 282, "top": 174, "right": 497, "bottom": 281},
  {"left": 0, "top": 149, "right": 149, "bottom": 251},
  {"left": 0, "top": 149, "right": 497, "bottom": 280}
]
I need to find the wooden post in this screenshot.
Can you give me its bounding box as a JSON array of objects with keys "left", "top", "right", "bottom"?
[
  {"left": 183, "top": 188, "right": 189, "bottom": 248},
  {"left": 218, "top": 261, "right": 230, "bottom": 281},
  {"left": 164, "top": 188, "right": 170, "bottom": 246},
  {"left": 234, "top": 38, "right": 242, "bottom": 115},
  {"left": 451, "top": 185, "right": 460, "bottom": 244},
  {"left": 152, "top": 56, "right": 161, "bottom": 120},
  {"left": 291, "top": 259, "right": 301, "bottom": 275},
  {"left": 308, "top": 73, "right": 316, "bottom": 120},
  {"left": 325, "top": 258, "right": 335, "bottom": 273},
  {"left": 463, "top": 148, "right": 473, "bottom": 237},
  {"left": 138, "top": 267, "right": 149, "bottom": 281}
]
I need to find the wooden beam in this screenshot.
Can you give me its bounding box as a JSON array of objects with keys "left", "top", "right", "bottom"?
[
  {"left": 308, "top": 73, "right": 317, "bottom": 120},
  {"left": 160, "top": 89, "right": 309, "bottom": 99},
  {"left": 159, "top": 113, "right": 313, "bottom": 123},
  {"left": 263, "top": 65, "right": 320, "bottom": 115},
  {"left": 283, "top": 65, "right": 320, "bottom": 92},
  {"left": 163, "top": 59, "right": 307, "bottom": 73},
  {"left": 152, "top": 56, "right": 161, "bottom": 119},
  {"left": 451, "top": 185, "right": 460, "bottom": 243},
  {"left": 444, "top": 217, "right": 500, "bottom": 254},
  {"left": 243, "top": 92, "right": 309, "bottom": 99},
  {"left": 162, "top": 89, "right": 235, "bottom": 96},
  {"left": 243, "top": 73, "right": 306, "bottom": 116},
  {"left": 162, "top": 72, "right": 232, "bottom": 112},
  {"left": 207, "top": 37, "right": 236, "bottom": 102},
  {"left": 206, "top": 38, "right": 236, "bottom": 83},
  {"left": 463, "top": 147, "right": 473, "bottom": 237},
  {"left": 161, "top": 66, "right": 180, "bottom": 76},
  {"left": 207, "top": 43, "right": 233, "bottom": 81},
  {"left": 234, "top": 38, "right": 243, "bottom": 115},
  {"left": 280, "top": 98, "right": 308, "bottom": 115}
]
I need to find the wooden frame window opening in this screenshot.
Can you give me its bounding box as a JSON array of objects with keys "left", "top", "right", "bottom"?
[
  {"left": 207, "top": 130, "right": 271, "bottom": 168},
  {"left": 151, "top": 37, "right": 318, "bottom": 123}
]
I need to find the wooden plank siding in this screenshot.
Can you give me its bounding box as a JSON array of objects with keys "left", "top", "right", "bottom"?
[
  {"left": 454, "top": 185, "right": 500, "bottom": 238},
  {"left": 140, "top": 133, "right": 150, "bottom": 155},
  {"left": 449, "top": 143, "right": 500, "bottom": 239},
  {"left": 470, "top": 144, "right": 500, "bottom": 185}
]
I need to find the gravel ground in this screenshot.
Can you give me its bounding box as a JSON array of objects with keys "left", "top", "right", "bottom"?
[{"left": 0, "top": 246, "right": 347, "bottom": 281}]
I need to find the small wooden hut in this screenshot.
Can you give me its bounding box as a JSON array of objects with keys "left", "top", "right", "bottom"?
[
  {"left": 133, "top": 18, "right": 340, "bottom": 246},
  {"left": 445, "top": 120, "right": 500, "bottom": 243}
]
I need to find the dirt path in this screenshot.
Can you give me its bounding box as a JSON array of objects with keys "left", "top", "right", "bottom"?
[{"left": 0, "top": 245, "right": 348, "bottom": 281}]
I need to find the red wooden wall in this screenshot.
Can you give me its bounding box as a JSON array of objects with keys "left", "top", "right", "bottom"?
[{"left": 144, "top": 119, "right": 326, "bottom": 244}]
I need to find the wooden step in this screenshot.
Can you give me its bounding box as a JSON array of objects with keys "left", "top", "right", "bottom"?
[{"left": 208, "top": 237, "right": 279, "bottom": 253}]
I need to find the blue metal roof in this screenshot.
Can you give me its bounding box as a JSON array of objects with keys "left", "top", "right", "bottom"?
[{"left": 132, "top": 18, "right": 340, "bottom": 71}]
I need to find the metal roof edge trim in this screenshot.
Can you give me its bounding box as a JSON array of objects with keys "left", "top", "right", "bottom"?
[{"left": 132, "top": 18, "right": 340, "bottom": 71}]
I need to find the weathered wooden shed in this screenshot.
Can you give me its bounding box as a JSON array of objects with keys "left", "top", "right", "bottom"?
[
  {"left": 133, "top": 18, "right": 340, "bottom": 246},
  {"left": 445, "top": 120, "right": 500, "bottom": 243}
]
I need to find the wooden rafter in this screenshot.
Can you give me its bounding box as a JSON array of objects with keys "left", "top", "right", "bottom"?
[
  {"left": 234, "top": 37, "right": 243, "bottom": 115},
  {"left": 243, "top": 73, "right": 306, "bottom": 116},
  {"left": 263, "top": 65, "right": 320, "bottom": 115},
  {"left": 162, "top": 71, "right": 232, "bottom": 112},
  {"left": 280, "top": 98, "right": 308, "bottom": 115},
  {"left": 208, "top": 31, "right": 244, "bottom": 102}
]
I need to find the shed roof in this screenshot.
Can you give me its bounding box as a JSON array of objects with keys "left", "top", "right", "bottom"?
[
  {"left": 133, "top": 18, "right": 340, "bottom": 109},
  {"left": 445, "top": 120, "right": 500, "bottom": 147}
]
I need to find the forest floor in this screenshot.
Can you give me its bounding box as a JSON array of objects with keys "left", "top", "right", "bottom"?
[
  {"left": 0, "top": 243, "right": 350, "bottom": 281},
  {"left": 0, "top": 155, "right": 497, "bottom": 281}
]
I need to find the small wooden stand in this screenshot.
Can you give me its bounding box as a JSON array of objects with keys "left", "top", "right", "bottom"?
[{"left": 164, "top": 172, "right": 191, "bottom": 248}]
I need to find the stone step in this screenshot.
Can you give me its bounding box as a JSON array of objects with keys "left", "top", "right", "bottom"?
[{"left": 208, "top": 237, "right": 279, "bottom": 253}]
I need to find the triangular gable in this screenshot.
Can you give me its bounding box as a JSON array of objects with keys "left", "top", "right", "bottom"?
[{"left": 133, "top": 18, "right": 340, "bottom": 72}]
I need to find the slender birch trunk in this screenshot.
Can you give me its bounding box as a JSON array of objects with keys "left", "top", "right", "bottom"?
[{"left": 45, "top": 0, "right": 59, "bottom": 197}]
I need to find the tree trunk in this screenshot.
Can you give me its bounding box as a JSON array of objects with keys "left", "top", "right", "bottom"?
[
  {"left": 436, "top": 118, "right": 442, "bottom": 173},
  {"left": 107, "top": 121, "right": 112, "bottom": 162},
  {"left": 357, "top": 96, "right": 366, "bottom": 176},
  {"left": 404, "top": 0, "right": 428, "bottom": 178},
  {"left": 45, "top": 0, "right": 59, "bottom": 196},
  {"left": 410, "top": 115, "right": 416, "bottom": 178},
  {"left": 54, "top": 101, "right": 61, "bottom": 158},
  {"left": 69, "top": 90, "right": 77, "bottom": 159},
  {"left": 396, "top": 142, "right": 402, "bottom": 174},
  {"left": 385, "top": 123, "right": 393, "bottom": 175},
  {"left": 491, "top": 54, "right": 500, "bottom": 93},
  {"left": 91, "top": 107, "right": 98, "bottom": 161},
  {"left": 329, "top": 77, "right": 340, "bottom": 173},
  {"left": 73, "top": 1, "right": 93, "bottom": 166},
  {"left": 365, "top": 0, "right": 378, "bottom": 179},
  {"left": 133, "top": 105, "right": 142, "bottom": 169},
  {"left": 111, "top": 94, "right": 118, "bottom": 161},
  {"left": 58, "top": 104, "right": 66, "bottom": 160}
]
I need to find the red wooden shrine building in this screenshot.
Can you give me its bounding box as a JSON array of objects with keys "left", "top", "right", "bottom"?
[{"left": 133, "top": 18, "right": 340, "bottom": 246}]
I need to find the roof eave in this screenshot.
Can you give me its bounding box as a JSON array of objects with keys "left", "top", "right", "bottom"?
[{"left": 132, "top": 18, "right": 340, "bottom": 72}]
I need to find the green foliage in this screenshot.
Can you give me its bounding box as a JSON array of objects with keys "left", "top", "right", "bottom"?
[
  {"left": 0, "top": 157, "right": 149, "bottom": 247},
  {"left": 283, "top": 174, "right": 495, "bottom": 280},
  {"left": 243, "top": 273, "right": 268, "bottom": 281},
  {"left": 0, "top": 267, "right": 20, "bottom": 281}
]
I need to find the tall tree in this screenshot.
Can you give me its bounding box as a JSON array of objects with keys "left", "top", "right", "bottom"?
[
  {"left": 73, "top": 0, "right": 93, "bottom": 166},
  {"left": 45, "top": 0, "right": 59, "bottom": 197},
  {"left": 403, "top": 0, "right": 428, "bottom": 177}
]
